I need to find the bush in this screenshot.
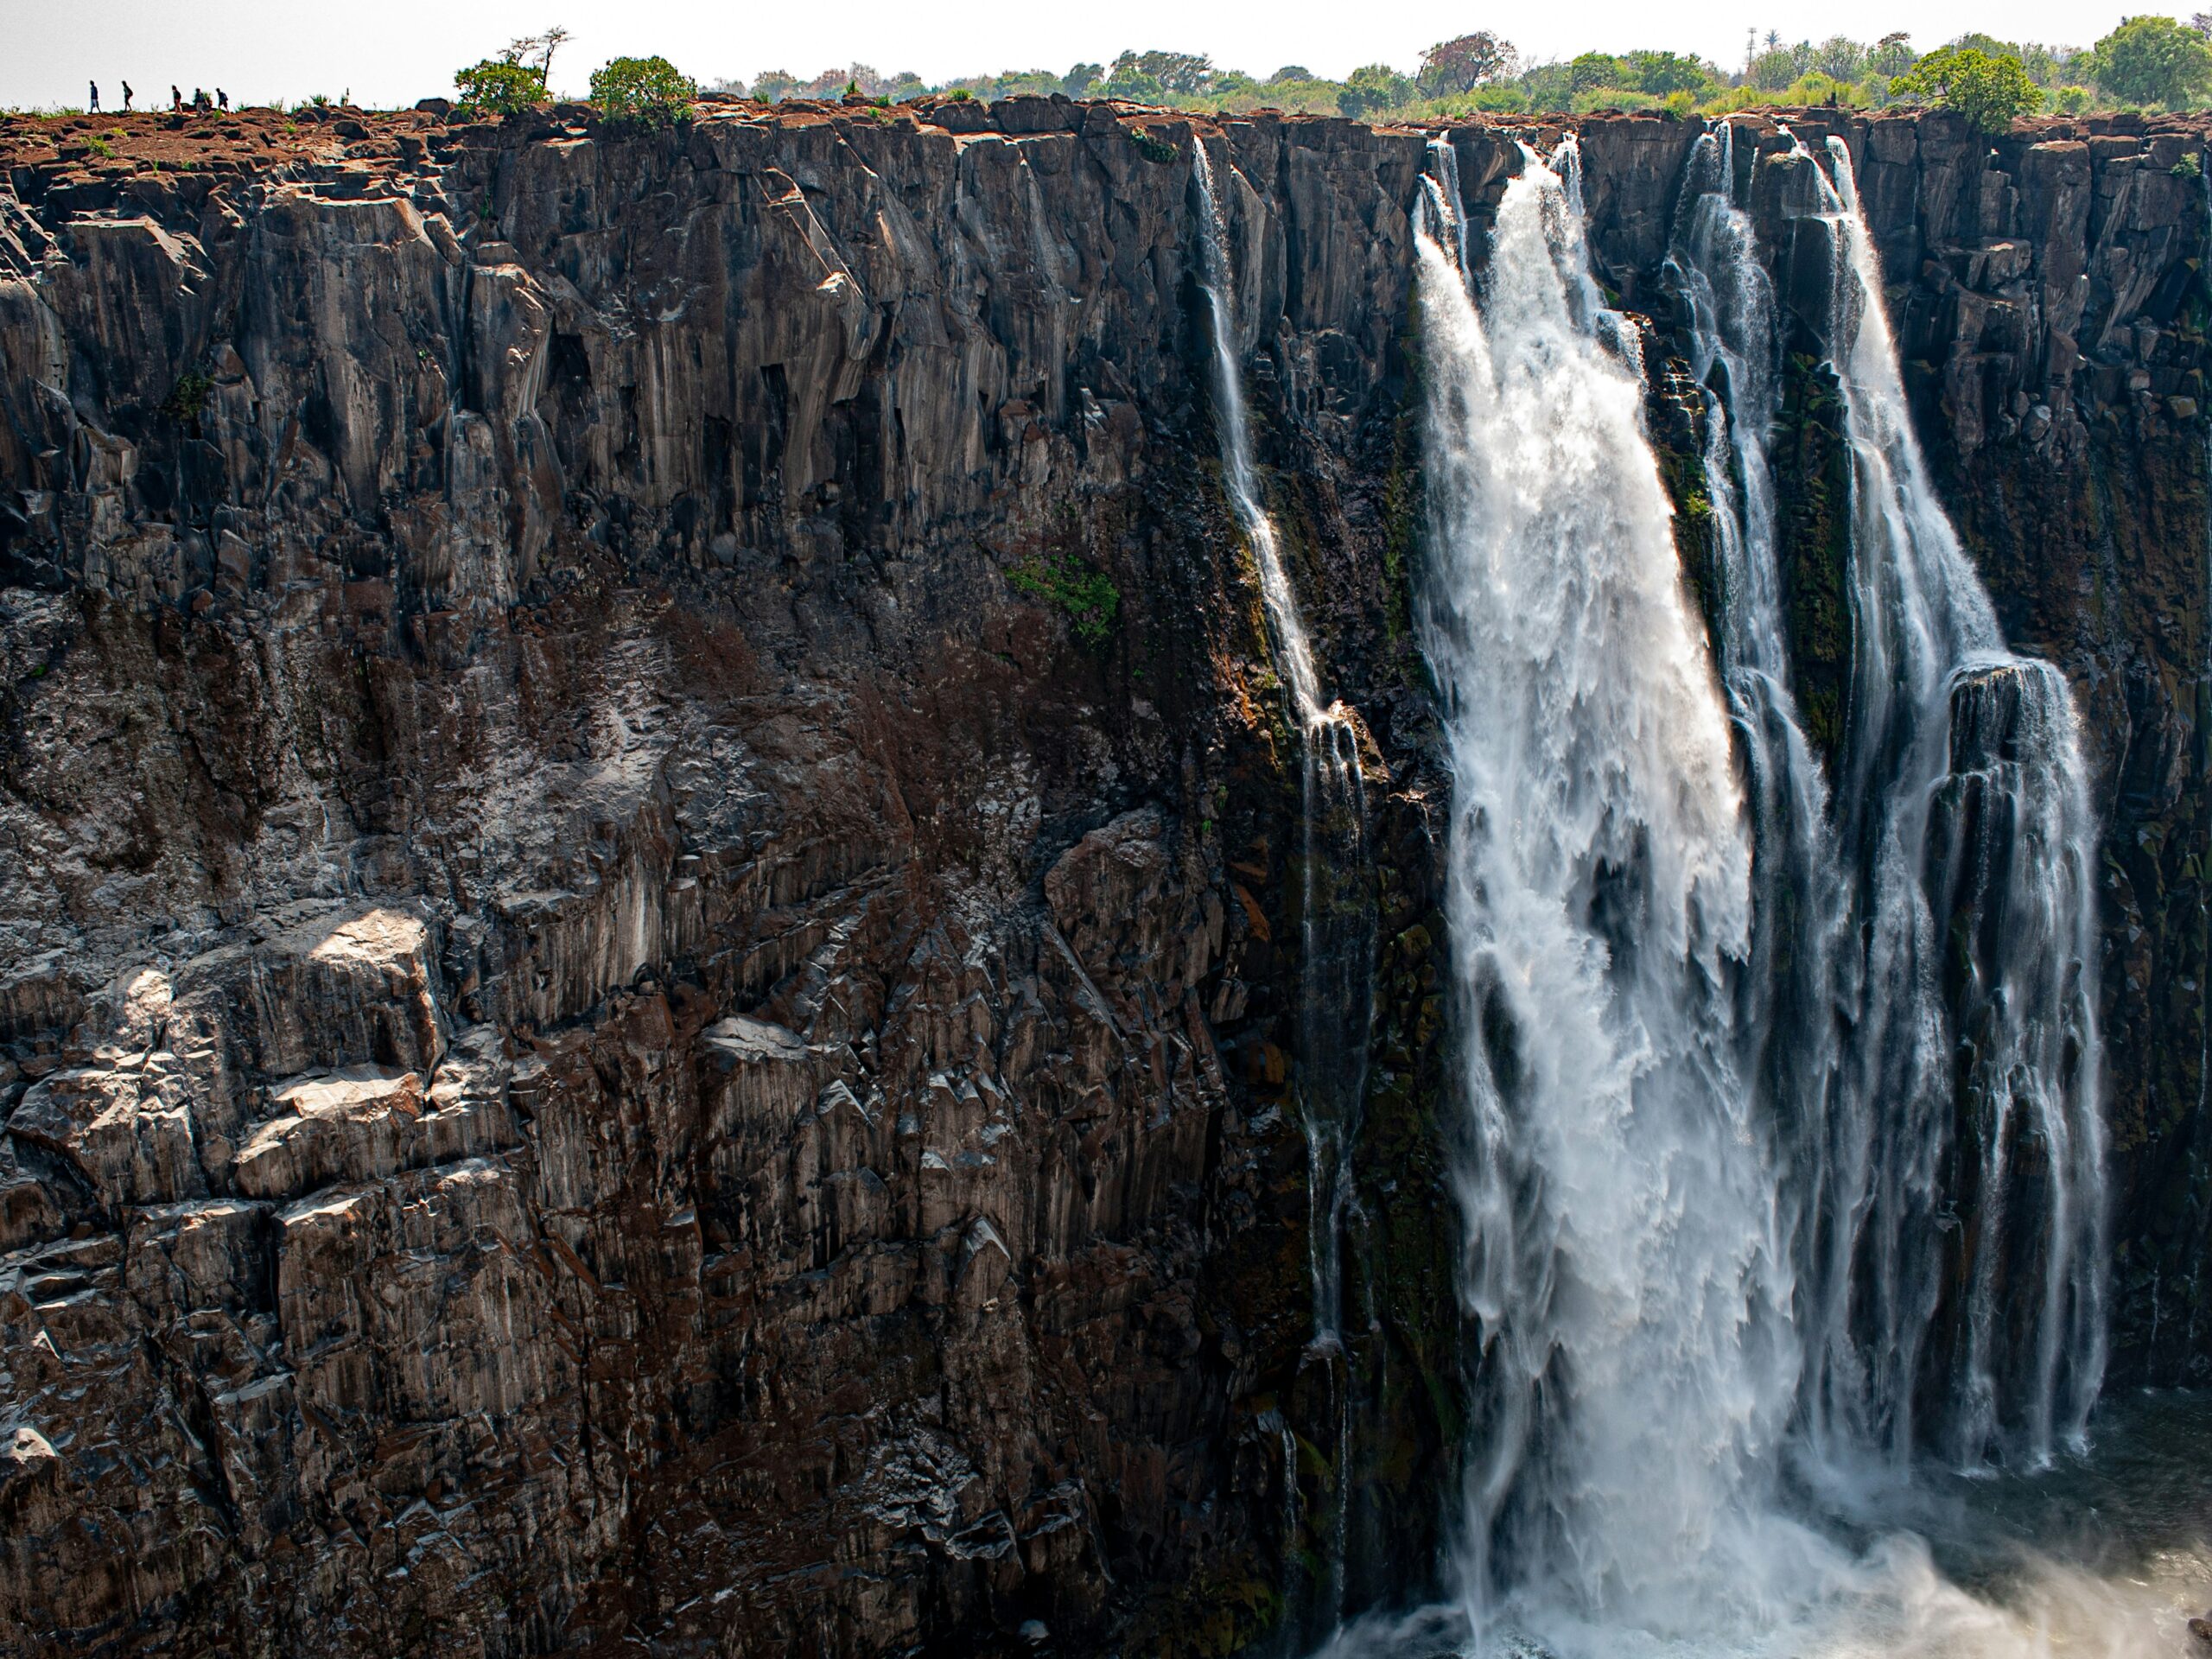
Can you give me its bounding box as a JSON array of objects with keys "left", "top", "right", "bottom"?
[
  {"left": 163, "top": 371, "right": 213, "bottom": 433},
  {"left": 1128, "top": 127, "right": 1179, "bottom": 162},
  {"left": 1888, "top": 46, "right": 2040, "bottom": 131},
  {"left": 1571, "top": 86, "right": 1660, "bottom": 113},
  {"left": 589, "top": 54, "right": 697, "bottom": 123},
  {"left": 1008, "top": 553, "right": 1119, "bottom": 644},
  {"left": 454, "top": 57, "right": 548, "bottom": 115}
]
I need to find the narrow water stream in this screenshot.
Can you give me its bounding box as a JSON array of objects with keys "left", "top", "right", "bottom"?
[{"left": 1191, "top": 137, "right": 1378, "bottom": 1636}]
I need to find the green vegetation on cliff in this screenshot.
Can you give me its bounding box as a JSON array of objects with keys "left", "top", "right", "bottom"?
[
  {"left": 1889, "top": 45, "right": 2044, "bottom": 130},
  {"left": 589, "top": 55, "right": 698, "bottom": 124},
  {"left": 1007, "top": 550, "right": 1122, "bottom": 645}
]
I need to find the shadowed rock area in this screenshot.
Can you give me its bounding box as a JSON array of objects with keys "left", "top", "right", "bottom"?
[{"left": 0, "top": 93, "right": 2208, "bottom": 1656}]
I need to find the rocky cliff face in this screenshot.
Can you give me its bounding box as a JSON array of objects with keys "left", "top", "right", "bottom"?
[{"left": 0, "top": 94, "right": 2205, "bottom": 1656}]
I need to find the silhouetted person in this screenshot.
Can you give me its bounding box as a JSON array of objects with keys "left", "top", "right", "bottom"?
[
  {"left": 122, "top": 81, "right": 133, "bottom": 111},
  {"left": 217, "top": 89, "right": 228, "bottom": 110},
  {"left": 89, "top": 81, "right": 99, "bottom": 112},
  {"left": 171, "top": 85, "right": 182, "bottom": 111}
]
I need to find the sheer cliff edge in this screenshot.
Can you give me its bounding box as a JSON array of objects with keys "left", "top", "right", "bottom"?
[{"left": 0, "top": 96, "right": 2207, "bottom": 1656}]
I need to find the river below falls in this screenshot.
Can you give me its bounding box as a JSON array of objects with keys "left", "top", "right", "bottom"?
[{"left": 1318, "top": 1389, "right": 2212, "bottom": 1658}]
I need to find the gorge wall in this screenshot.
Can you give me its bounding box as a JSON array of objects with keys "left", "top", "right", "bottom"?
[{"left": 0, "top": 91, "right": 2205, "bottom": 1656}]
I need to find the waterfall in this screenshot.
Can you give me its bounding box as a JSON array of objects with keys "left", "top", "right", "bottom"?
[
  {"left": 1384, "top": 123, "right": 2113, "bottom": 1656},
  {"left": 1190, "top": 139, "right": 1376, "bottom": 1631},
  {"left": 1793, "top": 136, "right": 2107, "bottom": 1471},
  {"left": 1662, "top": 126, "right": 1846, "bottom": 1335},
  {"left": 1412, "top": 137, "right": 1800, "bottom": 1642}
]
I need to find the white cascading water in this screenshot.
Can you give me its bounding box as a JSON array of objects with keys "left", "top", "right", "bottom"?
[
  {"left": 1796, "top": 136, "right": 2107, "bottom": 1472},
  {"left": 1662, "top": 125, "right": 1843, "bottom": 1167},
  {"left": 1191, "top": 138, "right": 1376, "bottom": 1630},
  {"left": 1340, "top": 127, "right": 2134, "bottom": 1659},
  {"left": 1411, "top": 137, "right": 1805, "bottom": 1644}
]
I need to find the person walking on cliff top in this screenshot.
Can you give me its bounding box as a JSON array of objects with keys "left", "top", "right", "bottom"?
[
  {"left": 88, "top": 81, "right": 99, "bottom": 113},
  {"left": 217, "top": 89, "right": 228, "bottom": 111},
  {"left": 122, "top": 81, "right": 133, "bottom": 111},
  {"left": 170, "top": 86, "right": 181, "bottom": 111}
]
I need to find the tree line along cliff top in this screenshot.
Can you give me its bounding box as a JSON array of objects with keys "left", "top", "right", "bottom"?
[{"left": 6, "top": 95, "right": 2212, "bottom": 202}]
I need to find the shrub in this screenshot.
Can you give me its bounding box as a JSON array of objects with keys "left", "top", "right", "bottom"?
[
  {"left": 1576, "top": 88, "right": 1662, "bottom": 113},
  {"left": 454, "top": 57, "right": 547, "bottom": 115},
  {"left": 1009, "top": 552, "right": 1119, "bottom": 644},
  {"left": 589, "top": 54, "right": 697, "bottom": 123},
  {"left": 1888, "top": 46, "right": 2040, "bottom": 131},
  {"left": 163, "top": 371, "right": 213, "bottom": 433},
  {"left": 2055, "top": 84, "right": 2094, "bottom": 114},
  {"left": 1128, "top": 127, "right": 1179, "bottom": 163}
]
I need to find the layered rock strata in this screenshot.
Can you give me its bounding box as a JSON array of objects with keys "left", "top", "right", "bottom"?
[{"left": 0, "top": 94, "right": 2207, "bottom": 1655}]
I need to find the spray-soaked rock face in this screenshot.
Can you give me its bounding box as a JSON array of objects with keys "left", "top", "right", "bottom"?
[{"left": 0, "top": 97, "right": 2208, "bottom": 1656}]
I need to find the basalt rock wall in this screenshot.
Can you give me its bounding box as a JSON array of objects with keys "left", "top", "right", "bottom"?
[{"left": 0, "top": 94, "right": 2204, "bottom": 1657}]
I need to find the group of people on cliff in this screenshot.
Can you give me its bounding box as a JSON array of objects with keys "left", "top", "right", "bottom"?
[{"left": 85, "top": 81, "right": 228, "bottom": 113}]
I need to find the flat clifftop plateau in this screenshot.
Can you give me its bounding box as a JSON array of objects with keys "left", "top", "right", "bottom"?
[{"left": 1, "top": 96, "right": 2210, "bottom": 1657}]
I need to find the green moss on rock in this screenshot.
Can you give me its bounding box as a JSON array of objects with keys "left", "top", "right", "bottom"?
[{"left": 1772, "top": 352, "right": 1853, "bottom": 767}]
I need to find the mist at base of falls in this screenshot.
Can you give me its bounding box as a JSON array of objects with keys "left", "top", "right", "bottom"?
[
  {"left": 1314, "top": 126, "right": 2137, "bottom": 1659},
  {"left": 1313, "top": 1390, "right": 2212, "bottom": 1659}
]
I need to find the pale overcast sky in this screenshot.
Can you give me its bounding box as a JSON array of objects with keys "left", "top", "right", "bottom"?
[{"left": 2, "top": 0, "right": 2164, "bottom": 110}]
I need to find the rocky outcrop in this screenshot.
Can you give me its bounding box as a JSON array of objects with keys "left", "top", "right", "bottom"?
[{"left": 0, "top": 93, "right": 2208, "bottom": 1656}]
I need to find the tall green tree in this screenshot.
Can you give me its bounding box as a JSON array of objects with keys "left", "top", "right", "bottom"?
[
  {"left": 1418, "top": 32, "right": 1518, "bottom": 94},
  {"left": 1868, "top": 32, "right": 1918, "bottom": 76},
  {"left": 1568, "top": 52, "right": 1628, "bottom": 93},
  {"left": 1889, "top": 45, "right": 2040, "bottom": 130},
  {"left": 1339, "top": 63, "right": 1414, "bottom": 118},
  {"left": 454, "top": 56, "right": 548, "bottom": 113},
  {"left": 1109, "top": 50, "right": 1215, "bottom": 94},
  {"left": 1623, "top": 50, "right": 1715, "bottom": 94},
  {"left": 2081, "top": 16, "right": 2212, "bottom": 107},
  {"left": 1813, "top": 36, "right": 1866, "bottom": 79}
]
